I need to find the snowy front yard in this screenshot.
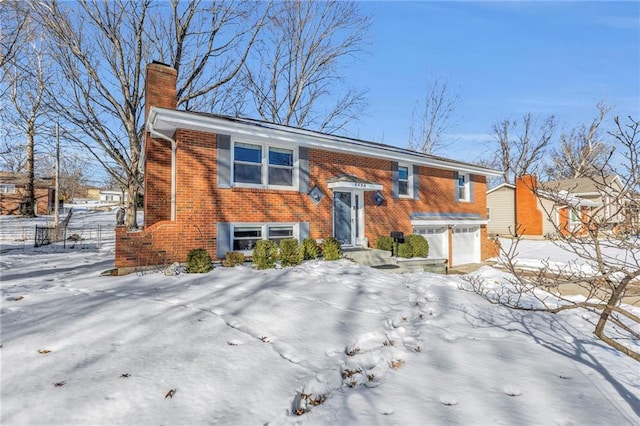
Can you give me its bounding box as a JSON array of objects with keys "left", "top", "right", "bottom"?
[{"left": 1, "top": 211, "right": 639, "bottom": 425}]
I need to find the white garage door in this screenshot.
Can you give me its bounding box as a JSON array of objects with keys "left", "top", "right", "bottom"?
[
  {"left": 414, "top": 227, "right": 448, "bottom": 259},
  {"left": 452, "top": 226, "right": 480, "bottom": 266}
]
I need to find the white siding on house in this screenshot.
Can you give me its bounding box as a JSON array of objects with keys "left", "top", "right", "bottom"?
[{"left": 487, "top": 187, "right": 515, "bottom": 236}]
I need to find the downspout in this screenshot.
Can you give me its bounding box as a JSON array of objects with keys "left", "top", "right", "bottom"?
[{"left": 147, "top": 121, "right": 177, "bottom": 221}]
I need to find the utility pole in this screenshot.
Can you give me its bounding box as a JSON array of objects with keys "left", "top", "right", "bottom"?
[{"left": 54, "top": 122, "right": 60, "bottom": 227}]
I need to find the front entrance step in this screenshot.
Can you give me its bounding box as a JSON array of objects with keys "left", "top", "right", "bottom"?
[
  {"left": 344, "top": 248, "right": 449, "bottom": 274},
  {"left": 343, "top": 248, "right": 393, "bottom": 267}
]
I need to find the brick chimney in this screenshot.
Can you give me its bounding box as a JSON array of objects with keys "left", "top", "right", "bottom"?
[
  {"left": 145, "top": 61, "right": 177, "bottom": 120},
  {"left": 515, "top": 174, "right": 542, "bottom": 236},
  {"left": 144, "top": 62, "right": 177, "bottom": 227}
]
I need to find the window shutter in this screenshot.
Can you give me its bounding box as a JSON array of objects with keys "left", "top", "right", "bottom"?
[
  {"left": 217, "top": 134, "right": 231, "bottom": 188},
  {"left": 453, "top": 171, "right": 459, "bottom": 203},
  {"left": 299, "top": 147, "right": 309, "bottom": 194},
  {"left": 469, "top": 174, "right": 475, "bottom": 203},
  {"left": 216, "top": 222, "right": 231, "bottom": 258},
  {"left": 413, "top": 165, "right": 420, "bottom": 200},
  {"left": 391, "top": 162, "right": 399, "bottom": 199},
  {"left": 299, "top": 222, "right": 310, "bottom": 240}
]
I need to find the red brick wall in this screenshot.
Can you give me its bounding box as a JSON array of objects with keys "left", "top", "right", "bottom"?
[
  {"left": 515, "top": 175, "right": 543, "bottom": 236},
  {"left": 0, "top": 187, "right": 51, "bottom": 215},
  {"left": 115, "top": 127, "right": 491, "bottom": 268}
]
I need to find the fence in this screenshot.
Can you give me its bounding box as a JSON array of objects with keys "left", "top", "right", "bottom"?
[{"left": 34, "top": 224, "right": 104, "bottom": 249}]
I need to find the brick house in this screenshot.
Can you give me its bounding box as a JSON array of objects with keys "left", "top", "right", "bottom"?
[
  {"left": 0, "top": 172, "right": 54, "bottom": 215},
  {"left": 114, "top": 62, "right": 501, "bottom": 271},
  {"left": 487, "top": 175, "right": 598, "bottom": 238}
]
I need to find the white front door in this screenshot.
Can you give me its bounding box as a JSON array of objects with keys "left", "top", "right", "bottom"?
[{"left": 333, "top": 190, "right": 365, "bottom": 247}]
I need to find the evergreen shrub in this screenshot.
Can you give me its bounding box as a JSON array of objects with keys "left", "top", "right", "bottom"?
[
  {"left": 185, "top": 248, "right": 213, "bottom": 273},
  {"left": 252, "top": 240, "right": 278, "bottom": 269},
  {"left": 405, "top": 234, "right": 429, "bottom": 257},
  {"left": 322, "top": 237, "right": 342, "bottom": 261},
  {"left": 375, "top": 235, "right": 394, "bottom": 251},
  {"left": 222, "top": 251, "right": 245, "bottom": 267},
  {"left": 279, "top": 239, "right": 303, "bottom": 267},
  {"left": 301, "top": 237, "right": 319, "bottom": 260}
]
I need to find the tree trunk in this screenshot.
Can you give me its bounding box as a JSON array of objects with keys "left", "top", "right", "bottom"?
[{"left": 24, "top": 125, "right": 36, "bottom": 217}]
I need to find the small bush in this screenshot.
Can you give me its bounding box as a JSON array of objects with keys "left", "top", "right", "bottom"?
[
  {"left": 252, "top": 240, "right": 278, "bottom": 269},
  {"left": 405, "top": 234, "right": 429, "bottom": 258},
  {"left": 375, "top": 235, "right": 394, "bottom": 251},
  {"left": 280, "top": 239, "right": 303, "bottom": 267},
  {"left": 301, "top": 237, "right": 319, "bottom": 260},
  {"left": 322, "top": 237, "right": 342, "bottom": 261},
  {"left": 222, "top": 251, "right": 245, "bottom": 267},
  {"left": 185, "top": 248, "right": 213, "bottom": 273},
  {"left": 396, "top": 242, "right": 413, "bottom": 258}
]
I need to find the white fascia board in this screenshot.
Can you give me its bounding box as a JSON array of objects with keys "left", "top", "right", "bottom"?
[
  {"left": 411, "top": 219, "right": 489, "bottom": 226},
  {"left": 148, "top": 108, "right": 502, "bottom": 177}
]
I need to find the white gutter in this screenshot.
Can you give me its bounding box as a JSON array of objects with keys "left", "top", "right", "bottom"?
[{"left": 147, "top": 117, "right": 177, "bottom": 221}]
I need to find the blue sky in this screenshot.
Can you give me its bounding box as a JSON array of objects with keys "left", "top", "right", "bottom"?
[{"left": 344, "top": 1, "right": 640, "bottom": 162}]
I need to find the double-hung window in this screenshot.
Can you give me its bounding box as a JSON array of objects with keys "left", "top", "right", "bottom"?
[
  {"left": 267, "top": 225, "right": 294, "bottom": 244},
  {"left": 457, "top": 173, "right": 469, "bottom": 202},
  {"left": 268, "top": 147, "right": 293, "bottom": 186},
  {"left": 233, "top": 226, "right": 262, "bottom": 251},
  {"left": 234, "top": 143, "right": 263, "bottom": 185},
  {"left": 398, "top": 166, "right": 410, "bottom": 196},
  {"left": 233, "top": 142, "right": 295, "bottom": 188}
]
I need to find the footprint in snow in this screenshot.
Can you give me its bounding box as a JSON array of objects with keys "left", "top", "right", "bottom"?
[
  {"left": 439, "top": 395, "right": 458, "bottom": 406},
  {"left": 503, "top": 386, "right": 522, "bottom": 397}
]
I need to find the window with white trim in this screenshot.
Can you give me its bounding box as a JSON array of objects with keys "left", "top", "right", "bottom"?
[
  {"left": 231, "top": 223, "right": 298, "bottom": 254},
  {"left": 398, "top": 165, "right": 410, "bottom": 197},
  {"left": 457, "top": 173, "right": 470, "bottom": 202},
  {"left": 233, "top": 226, "right": 262, "bottom": 252},
  {"left": 232, "top": 141, "right": 296, "bottom": 189},
  {"left": 0, "top": 184, "right": 16, "bottom": 194}
]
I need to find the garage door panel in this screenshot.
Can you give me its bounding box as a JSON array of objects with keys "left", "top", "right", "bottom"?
[
  {"left": 414, "top": 227, "right": 447, "bottom": 259},
  {"left": 452, "top": 226, "right": 480, "bottom": 266}
]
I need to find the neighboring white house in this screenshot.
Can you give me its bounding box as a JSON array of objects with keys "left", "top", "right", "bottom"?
[{"left": 99, "top": 189, "right": 128, "bottom": 204}]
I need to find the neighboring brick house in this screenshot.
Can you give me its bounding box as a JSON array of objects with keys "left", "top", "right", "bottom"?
[
  {"left": 0, "top": 172, "right": 54, "bottom": 215},
  {"left": 114, "top": 62, "right": 501, "bottom": 271},
  {"left": 487, "top": 175, "right": 598, "bottom": 238}
]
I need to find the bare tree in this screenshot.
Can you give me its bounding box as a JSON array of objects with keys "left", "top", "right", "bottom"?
[
  {"left": 1, "top": 16, "right": 51, "bottom": 217},
  {"left": 408, "top": 79, "right": 460, "bottom": 155},
  {"left": 32, "top": 0, "right": 266, "bottom": 228},
  {"left": 0, "top": 0, "right": 30, "bottom": 69},
  {"left": 546, "top": 102, "right": 613, "bottom": 180},
  {"left": 487, "top": 113, "right": 556, "bottom": 185},
  {"left": 466, "top": 115, "right": 640, "bottom": 361},
  {"left": 241, "top": 1, "right": 370, "bottom": 134},
  {"left": 39, "top": 151, "right": 90, "bottom": 202}
]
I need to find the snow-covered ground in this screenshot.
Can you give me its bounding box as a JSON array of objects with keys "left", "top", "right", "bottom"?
[{"left": 1, "top": 211, "right": 639, "bottom": 425}]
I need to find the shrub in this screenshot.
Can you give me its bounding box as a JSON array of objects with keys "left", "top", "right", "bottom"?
[
  {"left": 301, "top": 237, "right": 319, "bottom": 260},
  {"left": 396, "top": 242, "right": 413, "bottom": 258},
  {"left": 252, "top": 240, "right": 278, "bottom": 269},
  {"left": 405, "top": 234, "right": 429, "bottom": 258},
  {"left": 322, "top": 237, "right": 342, "bottom": 261},
  {"left": 222, "top": 251, "right": 245, "bottom": 267},
  {"left": 279, "top": 239, "right": 303, "bottom": 267},
  {"left": 375, "top": 235, "right": 394, "bottom": 251},
  {"left": 185, "top": 248, "right": 213, "bottom": 273}
]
